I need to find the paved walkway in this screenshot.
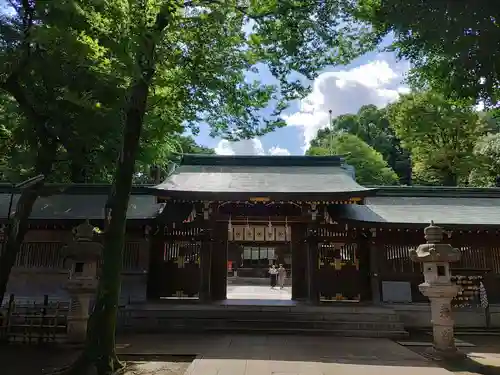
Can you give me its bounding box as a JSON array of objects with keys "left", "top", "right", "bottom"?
[
  {"left": 117, "top": 334, "right": 453, "bottom": 375},
  {"left": 227, "top": 285, "right": 292, "bottom": 300}
]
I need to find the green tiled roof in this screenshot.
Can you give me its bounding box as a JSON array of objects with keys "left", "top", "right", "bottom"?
[
  {"left": 149, "top": 154, "right": 374, "bottom": 199},
  {"left": 339, "top": 197, "right": 500, "bottom": 226},
  {"left": 0, "top": 194, "right": 160, "bottom": 221}
]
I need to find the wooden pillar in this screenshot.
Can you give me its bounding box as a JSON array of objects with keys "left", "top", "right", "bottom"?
[
  {"left": 369, "top": 228, "right": 382, "bottom": 304},
  {"left": 291, "top": 223, "right": 308, "bottom": 300},
  {"left": 145, "top": 226, "right": 163, "bottom": 300},
  {"left": 210, "top": 221, "right": 228, "bottom": 301},
  {"left": 306, "top": 227, "right": 319, "bottom": 304},
  {"left": 357, "top": 230, "right": 372, "bottom": 302},
  {"left": 199, "top": 231, "right": 211, "bottom": 302}
]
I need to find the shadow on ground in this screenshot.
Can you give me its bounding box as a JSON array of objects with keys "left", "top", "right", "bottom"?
[
  {"left": 0, "top": 345, "right": 194, "bottom": 375},
  {"left": 441, "top": 355, "right": 500, "bottom": 375},
  {"left": 117, "top": 333, "right": 441, "bottom": 367},
  {"left": 397, "top": 330, "right": 500, "bottom": 375}
]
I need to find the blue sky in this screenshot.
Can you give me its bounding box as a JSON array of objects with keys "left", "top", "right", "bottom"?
[{"left": 196, "top": 39, "right": 410, "bottom": 156}]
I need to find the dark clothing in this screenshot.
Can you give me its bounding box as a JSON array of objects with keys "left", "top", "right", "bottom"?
[{"left": 270, "top": 274, "right": 277, "bottom": 287}]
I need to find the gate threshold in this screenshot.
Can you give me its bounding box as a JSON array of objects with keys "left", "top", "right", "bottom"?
[{"left": 219, "top": 299, "right": 298, "bottom": 307}]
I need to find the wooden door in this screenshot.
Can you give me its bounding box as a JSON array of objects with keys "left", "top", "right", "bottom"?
[
  {"left": 317, "top": 242, "right": 361, "bottom": 301},
  {"left": 160, "top": 241, "right": 201, "bottom": 299}
]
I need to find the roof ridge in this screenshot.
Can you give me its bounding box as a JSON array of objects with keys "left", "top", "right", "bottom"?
[
  {"left": 181, "top": 154, "right": 345, "bottom": 167},
  {"left": 371, "top": 185, "right": 500, "bottom": 198}
]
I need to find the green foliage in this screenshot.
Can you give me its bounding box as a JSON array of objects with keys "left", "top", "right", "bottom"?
[
  {"left": 0, "top": 0, "right": 376, "bottom": 184},
  {"left": 469, "top": 133, "right": 500, "bottom": 187},
  {"left": 355, "top": 0, "right": 500, "bottom": 105},
  {"left": 387, "top": 91, "right": 487, "bottom": 186},
  {"left": 311, "top": 105, "right": 411, "bottom": 184},
  {"left": 307, "top": 133, "right": 399, "bottom": 185}
]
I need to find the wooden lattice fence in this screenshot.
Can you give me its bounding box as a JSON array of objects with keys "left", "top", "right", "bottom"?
[
  {"left": 0, "top": 294, "right": 68, "bottom": 344},
  {"left": 379, "top": 241, "right": 500, "bottom": 304}
]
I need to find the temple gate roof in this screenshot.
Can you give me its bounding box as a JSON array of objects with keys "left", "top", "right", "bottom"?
[{"left": 147, "top": 154, "right": 375, "bottom": 201}]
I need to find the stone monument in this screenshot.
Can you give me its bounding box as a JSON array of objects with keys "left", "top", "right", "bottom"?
[
  {"left": 63, "top": 220, "right": 102, "bottom": 343},
  {"left": 410, "top": 221, "right": 462, "bottom": 357}
]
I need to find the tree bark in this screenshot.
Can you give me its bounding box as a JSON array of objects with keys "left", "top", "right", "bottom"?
[
  {"left": 58, "top": 11, "right": 175, "bottom": 374},
  {"left": 443, "top": 170, "right": 458, "bottom": 186},
  {"left": 84, "top": 77, "right": 151, "bottom": 374},
  {"left": 0, "top": 135, "right": 57, "bottom": 305},
  {"left": 70, "top": 154, "right": 88, "bottom": 183},
  {"left": 0, "top": 75, "right": 58, "bottom": 306}
]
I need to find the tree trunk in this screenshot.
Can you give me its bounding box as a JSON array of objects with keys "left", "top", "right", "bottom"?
[
  {"left": 70, "top": 157, "right": 88, "bottom": 183},
  {"left": 0, "top": 74, "right": 58, "bottom": 306},
  {"left": 59, "top": 29, "right": 165, "bottom": 375},
  {"left": 0, "top": 136, "right": 57, "bottom": 305},
  {"left": 0, "top": 184, "right": 42, "bottom": 305},
  {"left": 52, "top": 6, "right": 177, "bottom": 374},
  {"left": 443, "top": 170, "right": 458, "bottom": 186},
  {"left": 84, "top": 78, "right": 150, "bottom": 374}
]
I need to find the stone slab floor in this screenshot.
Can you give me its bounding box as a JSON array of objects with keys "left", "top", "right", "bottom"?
[
  {"left": 117, "top": 333, "right": 454, "bottom": 375},
  {"left": 226, "top": 285, "right": 292, "bottom": 300}
]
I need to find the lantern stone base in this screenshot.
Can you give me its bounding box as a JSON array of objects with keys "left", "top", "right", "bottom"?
[
  {"left": 67, "top": 316, "right": 89, "bottom": 344},
  {"left": 419, "top": 282, "right": 461, "bottom": 357}
]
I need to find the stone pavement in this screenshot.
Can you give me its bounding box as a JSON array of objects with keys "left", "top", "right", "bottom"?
[
  {"left": 117, "top": 333, "right": 454, "bottom": 375},
  {"left": 227, "top": 285, "right": 292, "bottom": 300}
]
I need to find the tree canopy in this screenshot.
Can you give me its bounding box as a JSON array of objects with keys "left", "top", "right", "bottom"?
[
  {"left": 307, "top": 132, "right": 399, "bottom": 185},
  {"left": 311, "top": 105, "right": 411, "bottom": 184},
  {"left": 306, "top": 90, "right": 500, "bottom": 187},
  {"left": 469, "top": 133, "right": 500, "bottom": 187},
  {"left": 355, "top": 0, "right": 500, "bottom": 105},
  {"left": 387, "top": 91, "right": 488, "bottom": 186}
]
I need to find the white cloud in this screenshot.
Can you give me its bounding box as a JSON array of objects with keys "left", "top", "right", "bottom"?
[
  {"left": 215, "top": 139, "right": 290, "bottom": 156},
  {"left": 284, "top": 56, "right": 410, "bottom": 152},
  {"left": 268, "top": 146, "right": 291, "bottom": 156}
]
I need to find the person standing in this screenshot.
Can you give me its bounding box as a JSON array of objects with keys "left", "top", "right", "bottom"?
[
  {"left": 269, "top": 264, "right": 278, "bottom": 289},
  {"left": 278, "top": 264, "right": 286, "bottom": 289}
]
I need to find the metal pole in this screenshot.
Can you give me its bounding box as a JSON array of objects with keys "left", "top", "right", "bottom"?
[{"left": 328, "top": 109, "right": 333, "bottom": 156}]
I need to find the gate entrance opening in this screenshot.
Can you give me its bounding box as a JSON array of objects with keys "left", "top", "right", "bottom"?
[{"left": 226, "top": 222, "right": 292, "bottom": 300}]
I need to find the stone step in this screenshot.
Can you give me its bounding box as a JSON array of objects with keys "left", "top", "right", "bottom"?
[
  {"left": 117, "top": 305, "right": 408, "bottom": 338},
  {"left": 122, "top": 317, "right": 405, "bottom": 331},
  {"left": 123, "top": 309, "right": 401, "bottom": 322},
  {"left": 118, "top": 318, "right": 408, "bottom": 338}
]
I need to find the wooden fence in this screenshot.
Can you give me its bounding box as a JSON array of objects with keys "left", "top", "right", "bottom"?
[
  {"left": 0, "top": 294, "right": 68, "bottom": 344},
  {"left": 7, "top": 241, "right": 142, "bottom": 271},
  {"left": 378, "top": 238, "right": 500, "bottom": 304}
]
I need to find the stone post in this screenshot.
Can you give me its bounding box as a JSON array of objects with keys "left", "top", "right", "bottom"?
[
  {"left": 410, "top": 221, "right": 461, "bottom": 357},
  {"left": 63, "top": 220, "right": 101, "bottom": 344}
]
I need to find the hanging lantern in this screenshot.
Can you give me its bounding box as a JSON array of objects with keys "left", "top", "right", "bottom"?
[{"left": 268, "top": 216, "right": 272, "bottom": 229}]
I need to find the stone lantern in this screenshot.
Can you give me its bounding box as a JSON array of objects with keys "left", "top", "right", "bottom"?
[
  {"left": 410, "top": 221, "right": 461, "bottom": 356},
  {"left": 63, "top": 220, "right": 102, "bottom": 343}
]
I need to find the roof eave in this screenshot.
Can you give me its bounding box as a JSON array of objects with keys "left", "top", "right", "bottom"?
[{"left": 145, "top": 187, "right": 378, "bottom": 201}]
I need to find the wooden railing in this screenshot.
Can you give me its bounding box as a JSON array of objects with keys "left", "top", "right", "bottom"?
[
  {"left": 0, "top": 294, "right": 68, "bottom": 344},
  {"left": 378, "top": 242, "right": 500, "bottom": 304},
  {"left": 9, "top": 241, "right": 142, "bottom": 272}
]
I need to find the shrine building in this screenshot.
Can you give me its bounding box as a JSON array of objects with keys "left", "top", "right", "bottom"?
[{"left": 1, "top": 154, "right": 500, "bottom": 331}]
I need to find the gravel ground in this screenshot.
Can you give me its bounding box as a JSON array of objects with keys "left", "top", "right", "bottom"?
[{"left": 0, "top": 345, "right": 193, "bottom": 375}]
